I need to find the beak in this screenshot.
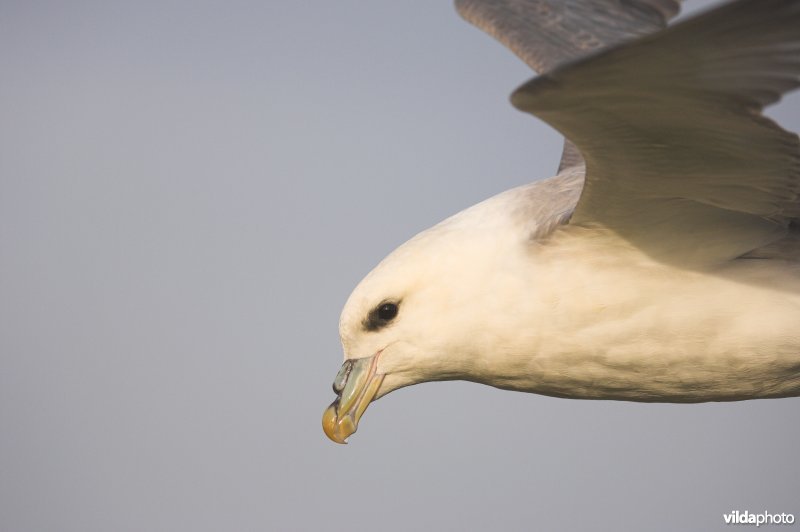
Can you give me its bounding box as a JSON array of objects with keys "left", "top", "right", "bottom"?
[{"left": 322, "top": 354, "right": 384, "bottom": 444}]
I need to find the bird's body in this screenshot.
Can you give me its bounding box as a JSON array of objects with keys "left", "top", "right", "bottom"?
[
  {"left": 323, "top": 0, "right": 800, "bottom": 443},
  {"left": 347, "top": 169, "right": 800, "bottom": 404},
  {"left": 509, "top": 242, "right": 800, "bottom": 401}
]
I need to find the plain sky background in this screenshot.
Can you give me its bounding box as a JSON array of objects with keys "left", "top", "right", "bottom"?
[{"left": 2, "top": 1, "right": 799, "bottom": 531}]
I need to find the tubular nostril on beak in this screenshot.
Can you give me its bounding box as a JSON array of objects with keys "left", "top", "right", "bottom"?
[
  {"left": 332, "top": 359, "right": 354, "bottom": 395},
  {"left": 323, "top": 354, "right": 384, "bottom": 443}
]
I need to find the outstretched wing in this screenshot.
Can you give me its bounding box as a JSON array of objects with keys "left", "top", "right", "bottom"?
[
  {"left": 455, "top": 0, "right": 684, "bottom": 171},
  {"left": 512, "top": 0, "right": 800, "bottom": 266}
]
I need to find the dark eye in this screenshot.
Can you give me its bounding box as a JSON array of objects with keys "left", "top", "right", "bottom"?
[
  {"left": 363, "top": 301, "right": 400, "bottom": 331},
  {"left": 377, "top": 303, "right": 398, "bottom": 321}
]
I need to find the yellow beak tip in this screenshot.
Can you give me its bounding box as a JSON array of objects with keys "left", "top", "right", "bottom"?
[
  {"left": 322, "top": 403, "right": 352, "bottom": 444},
  {"left": 322, "top": 355, "right": 385, "bottom": 444}
]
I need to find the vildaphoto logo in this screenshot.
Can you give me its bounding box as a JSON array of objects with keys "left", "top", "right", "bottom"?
[{"left": 724, "top": 510, "right": 795, "bottom": 526}]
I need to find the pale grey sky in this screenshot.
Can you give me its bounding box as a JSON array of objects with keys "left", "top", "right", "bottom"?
[{"left": 1, "top": 1, "right": 798, "bottom": 531}]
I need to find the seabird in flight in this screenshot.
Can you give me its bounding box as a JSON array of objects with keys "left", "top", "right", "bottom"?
[{"left": 323, "top": 0, "right": 800, "bottom": 443}]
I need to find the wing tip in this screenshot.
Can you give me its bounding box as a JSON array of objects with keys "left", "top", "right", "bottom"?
[{"left": 509, "top": 76, "right": 554, "bottom": 112}]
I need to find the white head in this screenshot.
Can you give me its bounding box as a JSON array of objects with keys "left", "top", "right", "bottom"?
[
  {"left": 339, "top": 227, "right": 496, "bottom": 395},
  {"left": 322, "top": 185, "right": 549, "bottom": 443}
]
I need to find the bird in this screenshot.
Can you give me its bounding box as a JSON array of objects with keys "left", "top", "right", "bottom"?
[{"left": 322, "top": 0, "right": 800, "bottom": 444}]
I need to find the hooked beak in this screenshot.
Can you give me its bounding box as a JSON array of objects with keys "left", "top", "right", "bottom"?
[{"left": 322, "top": 354, "right": 384, "bottom": 444}]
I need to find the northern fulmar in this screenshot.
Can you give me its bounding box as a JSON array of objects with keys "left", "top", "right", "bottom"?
[{"left": 323, "top": 0, "right": 800, "bottom": 443}]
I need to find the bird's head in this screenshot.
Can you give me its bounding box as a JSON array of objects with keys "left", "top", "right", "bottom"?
[{"left": 322, "top": 193, "right": 540, "bottom": 443}]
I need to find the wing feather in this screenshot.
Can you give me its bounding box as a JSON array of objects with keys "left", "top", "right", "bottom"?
[
  {"left": 511, "top": 0, "right": 800, "bottom": 265},
  {"left": 455, "top": 0, "right": 685, "bottom": 172},
  {"left": 455, "top": 0, "right": 682, "bottom": 73}
]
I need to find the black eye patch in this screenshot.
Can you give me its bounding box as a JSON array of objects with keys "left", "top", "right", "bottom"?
[{"left": 363, "top": 301, "right": 399, "bottom": 331}]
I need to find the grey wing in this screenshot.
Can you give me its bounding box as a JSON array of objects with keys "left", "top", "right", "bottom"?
[
  {"left": 455, "top": 0, "right": 684, "bottom": 172},
  {"left": 512, "top": 0, "right": 800, "bottom": 266}
]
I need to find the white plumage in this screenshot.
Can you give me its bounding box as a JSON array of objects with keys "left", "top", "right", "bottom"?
[{"left": 322, "top": 0, "right": 800, "bottom": 443}]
